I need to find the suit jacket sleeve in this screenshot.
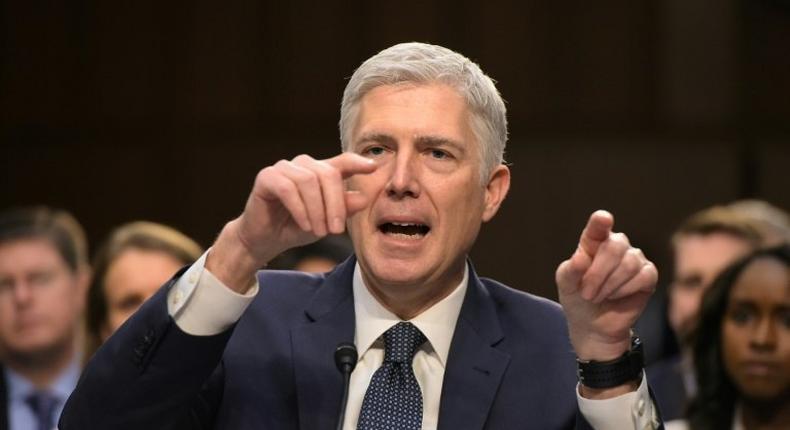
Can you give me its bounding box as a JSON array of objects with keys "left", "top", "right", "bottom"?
[{"left": 59, "top": 274, "right": 233, "bottom": 430}]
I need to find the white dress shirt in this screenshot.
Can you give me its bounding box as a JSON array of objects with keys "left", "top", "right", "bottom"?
[
  {"left": 339, "top": 262, "right": 468, "bottom": 429},
  {"left": 168, "top": 250, "right": 659, "bottom": 430}
]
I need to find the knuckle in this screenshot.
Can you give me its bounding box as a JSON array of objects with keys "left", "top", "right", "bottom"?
[
  {"left": 255, "top": 167, "right": 277, "bottom": 188},
  {"left": 273, "top": 180, "right": 293, "bottom": 196},
  {"left": 316, "top": 164, "right": 340, "bottom": 182},
  {"left": 601, "top": 235, "right": 628, "bottom": 255},
  {"left": 637, "top": 263, "right": 658, "bottom": 284},
  {"left": 254, "top": 169, "right": 268, "bottom": 185},
  {"left": 625, "top": 250, "right": 642, "bottom": 269},
  {"left": 644, "top": 262, "right": 659, "bottom": 282},
  {"left": 612, "top": 232, "right": 630, "bottom": 247},
  {"left": 294, "top": 169, "right": 318, "bottom": 186},
  {"left": 292, "top": 154, "right": 315, "bottom": 164}
]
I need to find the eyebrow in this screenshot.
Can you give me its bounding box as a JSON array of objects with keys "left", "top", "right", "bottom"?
[
  {"left": 355, "top": 132, "right": 396, "bottom": 147},
  {"left": 415, "top": 135, "right": 466, "bottom": 154},
  {"left": 355, "top": 132, "right": 466, "bottom": 154},
  {"left": 728, "top": 299, "right": 790, "bottom": 310}
]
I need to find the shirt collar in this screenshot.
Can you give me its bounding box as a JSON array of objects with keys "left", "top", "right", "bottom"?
[
  {"left": 5, "top": 353, "right": 81, "bottom": 402},
  {"left": 732, "top": 404, "right": 745, "bottom": 430},
  {"left": 352, "top": 261, "right": 468, "bottom": 367}
]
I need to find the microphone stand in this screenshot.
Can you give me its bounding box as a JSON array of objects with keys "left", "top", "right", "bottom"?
[{"left": 334, "top": 342, "right": 358, "bottom": 430}]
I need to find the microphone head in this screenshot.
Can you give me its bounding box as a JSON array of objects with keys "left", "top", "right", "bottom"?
[{"left": 334, "top": 342, "right": 358, "bottom": 374}]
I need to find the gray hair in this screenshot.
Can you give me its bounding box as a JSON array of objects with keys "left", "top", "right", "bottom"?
[{"left": 339, "top": 42, "right": 508, "bottom": 182}]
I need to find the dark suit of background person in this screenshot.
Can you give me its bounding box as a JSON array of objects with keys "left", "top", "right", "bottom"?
[
  {"left": 1, "top": 371, "right": 7, "bottom": 430},
  {"left": 61, "top": 43, "right": 662, "bottom": 429}
]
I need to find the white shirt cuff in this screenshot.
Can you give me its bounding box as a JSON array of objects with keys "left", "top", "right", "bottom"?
[
  {"left": 577, "top": 372, "right": 660, "bottom": 430},
  {"left": 167, "top": 249, "right": 259, "bottom": 336}
]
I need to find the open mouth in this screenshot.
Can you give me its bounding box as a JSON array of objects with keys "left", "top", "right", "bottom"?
[{"left": 379, "top": 222, "right": 430, "bottom": 239}]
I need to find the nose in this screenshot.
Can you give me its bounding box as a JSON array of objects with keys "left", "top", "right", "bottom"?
[
  {"left": 385, "top": 151, "right": 420, "bottom": 199},
  {"left": 9, "top": 282, "right": 34, "bottom": 307},
  {"left": 750, "top": 316, "right": 777, "bottom": 351}
]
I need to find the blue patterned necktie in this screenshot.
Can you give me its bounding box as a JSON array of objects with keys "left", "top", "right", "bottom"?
[
  {"left": 357, "top": 321, "right": 427, "bottom": 430},
  {"left": 25, "top": 390, "right": 59, "bottom": 430}
]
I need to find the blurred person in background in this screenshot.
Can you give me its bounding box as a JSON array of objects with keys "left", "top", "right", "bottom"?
[
  {"left": 728, "top": 200, "right": 790, "bottom": 247},
  {"left": 0, "top": 207, "right": 89, "bottom": 430},
  {"left": 267, "top": 235, "right": 353, "bottom": 273},
  {"left": 666, "top": 244, "right": 790, "bottom": 430},
  {"left": 84, "top": 221, "right": 202, "bottom": 360},
  {"left": 650, "top": 202, "right": 789, "bottom": 420}
]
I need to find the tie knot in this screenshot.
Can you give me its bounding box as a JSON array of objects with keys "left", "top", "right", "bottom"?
[
  {"left": 25, "top": 390, "right": 59, "bottom": 430},
  {"left": 383, "top": 322, "right": 426, "bottom": 363}
]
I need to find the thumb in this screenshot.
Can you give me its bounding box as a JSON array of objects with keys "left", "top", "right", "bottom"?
[
  {"left": 579, "top": 210, "right": 614, "bottom": 258},
  {"left": 344, "top": 190, "right": 371, "bottom": 216},
  {"left": 556, "top": 246, "right": 593, "bottom": 294}
]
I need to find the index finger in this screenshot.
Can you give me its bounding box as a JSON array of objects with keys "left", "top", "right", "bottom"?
[
  {"left": 325, "top": 152, "right": 378, "bottom": 178},
  {"left": 579, "top": 210, "right": 614, "bottom": 257}
]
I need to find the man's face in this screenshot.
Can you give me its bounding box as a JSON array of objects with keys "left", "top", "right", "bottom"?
[
  {"left": 669, "top": 232, "right": 753, "bottom": 342},
  {"left": 0, "top": 238, "right": 86, "bottom": 362},
  {"left": 722, "top": 257, "right": 790, "bottom": 401},
  {"left": 346, "top": 83, "right": 509, "bottom": 307},
  {"left": 101, "top": 248, "right": 182, "bottom": 340}
]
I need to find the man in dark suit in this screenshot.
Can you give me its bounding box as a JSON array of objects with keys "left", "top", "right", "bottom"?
[
  {"left": 61, "top": 42, "right": 661, "bottom": 429},
  {"left": 0, "top": 207, "right": 89, "bottom": 430}
]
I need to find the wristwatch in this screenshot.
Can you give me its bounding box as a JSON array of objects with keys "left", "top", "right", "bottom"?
[{"left": 576, "top": 335, "right": 644, "bottom": 389}]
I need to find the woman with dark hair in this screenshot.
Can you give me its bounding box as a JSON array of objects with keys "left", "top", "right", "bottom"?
[
  {"left": 666, "top": 244, "right": 790, "bottom": 430},
  {"left": 84, "top": 221, "right": 202, "bottom": 360}
]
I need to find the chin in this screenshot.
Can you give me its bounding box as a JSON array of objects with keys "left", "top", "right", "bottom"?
[
  {"left": 370, "top": 265, "right": 427, "bottom": 287},
  {"left": 361, "top": 256, "right": 432, "bottom": 288},
  {"left": 739, "top": 382, "right": 788, "bottom": 401}
]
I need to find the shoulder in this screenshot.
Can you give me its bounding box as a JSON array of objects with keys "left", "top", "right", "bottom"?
[
  {"left": 478, "top": 277, "right": 570, "bottom": 346},
  {"left": 250, "top": 269, "right": 328, "bottom": 318},
  {"left": 257, "top": 269, "right": 326, "bottom": 299},
  {"left": 480, "top": 277, "right": 566, "bottom": 323}
]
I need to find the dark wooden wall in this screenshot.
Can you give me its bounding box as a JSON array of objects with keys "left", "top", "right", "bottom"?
[{"left": 2, "top": 0, "right": 789, "bottom": 302}]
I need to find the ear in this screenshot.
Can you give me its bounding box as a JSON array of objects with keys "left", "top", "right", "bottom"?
[{"left": 481, "top": 165, "right": 510, "bottom": 223}]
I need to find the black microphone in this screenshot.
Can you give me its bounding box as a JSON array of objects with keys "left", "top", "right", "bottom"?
[{"left": 334, "top": 342, "right": 358, "bottom": 430}]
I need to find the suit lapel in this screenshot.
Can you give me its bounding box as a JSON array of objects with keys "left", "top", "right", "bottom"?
[
  {"left": 292, "top": 257, "right": 356, "bottom": 430},
  {"left": 438, "top": 264, "right": 511, "bottom": 430}
]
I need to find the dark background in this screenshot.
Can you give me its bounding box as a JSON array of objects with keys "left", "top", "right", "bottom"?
[{"left": 2, "top": 0, "right": 789, "bottom": 305}]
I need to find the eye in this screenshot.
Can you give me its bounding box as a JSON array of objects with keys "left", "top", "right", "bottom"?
[
  {"left": 362, "top": 146, "right": 386, "bottom": 157},
  {"left": 29, "top": 271, "right": 54, "bottom": 287},
  {"left": 728, "top": 307, "right": 753, "bottom": 325},
  {"left": 117, "top": 295, "right": 144, "bottom": 311},
  {"left": 429, "top": 149, "right": 450, "bottom": 160},
  {"left": 0, "top": 278, "right": 12, "bottom": 294},
  {"left": 675, "top": 276, "right": 703, "bottom": 291},
  {"left": 779, "top": 310, "right": 790, "bottom": 329}
]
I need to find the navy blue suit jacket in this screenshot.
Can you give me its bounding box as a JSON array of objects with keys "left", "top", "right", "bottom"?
[
  {"left": 647, "top": 355, "right": 687, "bottom": 421},
  {"left": 0, "top": 368, "right": 8, "bottom": 430},
  {"left": 61, "top": 257, "right": 598, "bottom": 429}
]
